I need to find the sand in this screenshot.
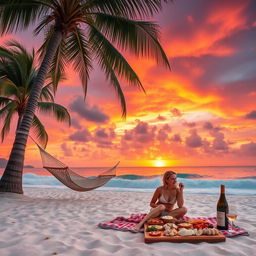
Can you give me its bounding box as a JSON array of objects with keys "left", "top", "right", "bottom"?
[{"left": 0, "top": 188, "right": 255, "bottom": 256}]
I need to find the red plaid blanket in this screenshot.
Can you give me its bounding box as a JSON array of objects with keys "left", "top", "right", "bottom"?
[
  {"left": 98, "top": 213, "right": 147, "bottom": 233},
  {"left": 98, "top": 214, "right": 249, "bottom": 237}
]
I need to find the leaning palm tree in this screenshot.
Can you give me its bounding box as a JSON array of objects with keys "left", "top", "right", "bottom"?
[
  {"left": 0, "top": 41, "right": 71, "bottom": 148},
  {"left": 0, "top": 0, "right": 171, "bottom": 193}
]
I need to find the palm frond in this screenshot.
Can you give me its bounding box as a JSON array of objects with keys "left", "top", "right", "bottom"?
[
  {"left": 26, "top": 68, "right": 38, "bottom": 95},
  {"left": 38, "top": 71, "right": 66, "bottom": 102},
  {"left": 37, "top": 25, "right": 55, "bottom": 60},
  {"left": 89, "top": 26, "right": 128, "bottom": 117},
  {"left": 6, "top": 40, "right": 35, "bottom": 88},
  {"left": 40, "top": 83, "right": 54, "bottom": 102},
  {"left": 37, "top": 102, "right": 71, "bottom": 125},
  {"left": 0, "top": 101, "right": 16, "bottom": 142},
  {"left": 89, "top": 25, "right": 144, "bottom": 91},
  {"left": 6, "top": 40, "right": 30, "bottom": 56},
  {"left": 49, "top": 40, "right": 67, "bottom": 92},
  {"left": 0, "top": 53, "right": 23, "bottom": 87},
  {"left": 0, "top": 96, "right": 12, "bottom": 108},
  {"left": 101, "top": 60, "right": 127, "bottom": 118},
  {"left": 0, "top": 45, "right": 16, "bottom": 61},
  {"left": 0, "top": 80, "right": 19, "bottom": 97},
  {"left": 31, "top": 114, "right": 48, "bottom": 148},
  {"left": 0, "top": 101, "right": 16, "bottom": 121},
  {"left": 84, "top": 0, "right": 171, "bottom": 19},
  {"left": 65, "top": 27, "right": 92, "bottom": 98},
  {"left": 0, "top": 40, "right": 35, "bottom": 90},
  {"left": 37, "top": 25, "right": 66, "bottom": 91},
  {"left": 93, "top": 13, "right": 170, "bottom": 69},
  {"left": 0, "top": 0, "right": 51, "bottom": 34},
  {"left": 34, "top": 13, "right": 55, "bottom": 35}
]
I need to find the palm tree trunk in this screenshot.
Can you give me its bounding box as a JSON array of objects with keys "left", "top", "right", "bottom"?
[
  {"left": 16, "top": 114, "right": 23, "bottom": 131},
  {"left": 0, "top": 31, "right": 63, "bottom": 194}
]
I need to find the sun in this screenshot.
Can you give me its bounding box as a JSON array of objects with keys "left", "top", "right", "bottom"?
[{"left": 153, "top": 159, "right": 166, "bottom": 167}]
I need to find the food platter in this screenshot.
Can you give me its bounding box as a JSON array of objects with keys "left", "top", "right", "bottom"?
[{"left": 144, "top": 217, "right": 226, "bottom": 243}]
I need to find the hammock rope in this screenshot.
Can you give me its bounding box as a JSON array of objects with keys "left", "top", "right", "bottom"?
[{"left": 18, "top": 131, "right": 118, "bottom": 192}]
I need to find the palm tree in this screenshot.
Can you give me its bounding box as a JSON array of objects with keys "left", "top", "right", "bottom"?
[
  {"left": 0, "top": 41, "right": 71, "bottom": 148},
  {"left": 0, "top": 0, "right": 171, "bottom": 194}
]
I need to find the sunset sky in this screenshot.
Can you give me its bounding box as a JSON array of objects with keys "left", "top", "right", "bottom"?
[{"left": 0, "top": 0, "right": 256, "bottom": 168}]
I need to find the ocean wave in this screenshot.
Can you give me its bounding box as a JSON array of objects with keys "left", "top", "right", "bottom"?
[
  {"left": 0, "top": 173, "right": 255, "bottom": 195},
  {"left": 117, "top": 173, "right": 205, "bottom": 180},
  {"left": 237, "top": 176, "right": 256, "bottom": 179},
  {"left": 117, "top": 174, "right": 158, "bottom": 180},
  {"left": 105, "top": 177, "right": 256, "bottom": 190},
  {"left": 23, "top": 173, "right": 63, "bottom": 186},
  {"left": 20, "top": 173, "right": 256, "bottom": 190},
  {"left": 96, "top": 187, "right": 255, "bottom": 196}
]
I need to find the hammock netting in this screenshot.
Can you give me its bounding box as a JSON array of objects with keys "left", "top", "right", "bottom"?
[{"left": 36, "top": 143, "right": 118, "bottom": 192}]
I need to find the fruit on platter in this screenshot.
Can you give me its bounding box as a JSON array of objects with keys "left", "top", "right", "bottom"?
[
  {"left": 148, "top": 231, "right": 162, "bottom": 236},
  {"left": 147, "top": 218, "right": 164, "bottom": 225}
]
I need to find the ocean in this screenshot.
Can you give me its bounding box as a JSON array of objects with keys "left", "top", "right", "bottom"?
[{"left": 1, "top": 166, "right": 255, "bottom": 195}]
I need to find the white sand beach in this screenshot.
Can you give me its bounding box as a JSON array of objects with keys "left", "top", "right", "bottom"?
[{"left": 0, "top": 189, "right": 255, "bottom": 256}]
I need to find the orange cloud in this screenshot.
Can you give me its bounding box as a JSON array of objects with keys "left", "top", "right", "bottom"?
[{"left": 163, "top": 0, "right": 249, "bottom": 58}]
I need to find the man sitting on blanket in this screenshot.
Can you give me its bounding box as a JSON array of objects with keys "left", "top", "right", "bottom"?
[{"left": 134, "top": 171, "right": 187, "bottom": 231}]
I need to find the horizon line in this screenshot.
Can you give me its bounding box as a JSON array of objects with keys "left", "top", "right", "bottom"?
[{"left": 18, "top": 165, "right": 256, "bottom": 169}]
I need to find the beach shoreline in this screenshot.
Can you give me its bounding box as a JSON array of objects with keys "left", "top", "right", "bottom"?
[{"left": 0, "top": 188, "right": 255, "bottom": 256}]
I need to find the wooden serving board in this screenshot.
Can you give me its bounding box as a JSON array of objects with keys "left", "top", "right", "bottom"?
[{"left": 144, "top": 225, "right": 226, "bottom": 243}]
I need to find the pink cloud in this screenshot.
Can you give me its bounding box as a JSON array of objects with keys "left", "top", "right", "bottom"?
[
  {"left": 212, "top": 131, "right": 229, "bottom": 151},
  {"left": 156, "top": 124, "right": 171, "bottom": 142},
  {"left": 61, "top": 143, "right": 73, "bottom": 157},
  {"left": 185, "top": 130, "right": 203, "bottom": 148},
  {"left": 171, "top": 134, "right": 182, "bottom": 143},
  {"left": 171, "top": 108, "right": 182, "bottom": 117},
  {"left": 237, "top": 142, "right": 256, "bottom": 157},
  {"left": 69, "top": 128, "right": 92, "bottom": 142},
  {"left": 245, "top": 110, "right": 256, "bottom": 120},
  {"left": 93, "top": 128, "right": 116, "bottom": 148}
]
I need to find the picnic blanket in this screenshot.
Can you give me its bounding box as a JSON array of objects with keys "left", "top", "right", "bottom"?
[{"left": 98, "top": 214, "right": 249, "bottom": 238}]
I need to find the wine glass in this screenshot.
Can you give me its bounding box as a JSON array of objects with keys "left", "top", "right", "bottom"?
[{"left": 227, "top": 206, "right": 238, "bottom": 232}]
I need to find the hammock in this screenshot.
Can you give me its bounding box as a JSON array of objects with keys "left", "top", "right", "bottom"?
[{"left": 27, "top": 134, "right": 118, "bottom": 192}]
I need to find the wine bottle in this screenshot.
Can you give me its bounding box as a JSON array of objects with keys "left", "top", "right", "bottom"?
[{"left": 217, "top": 184, "right": 229, "bottom": 230}]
